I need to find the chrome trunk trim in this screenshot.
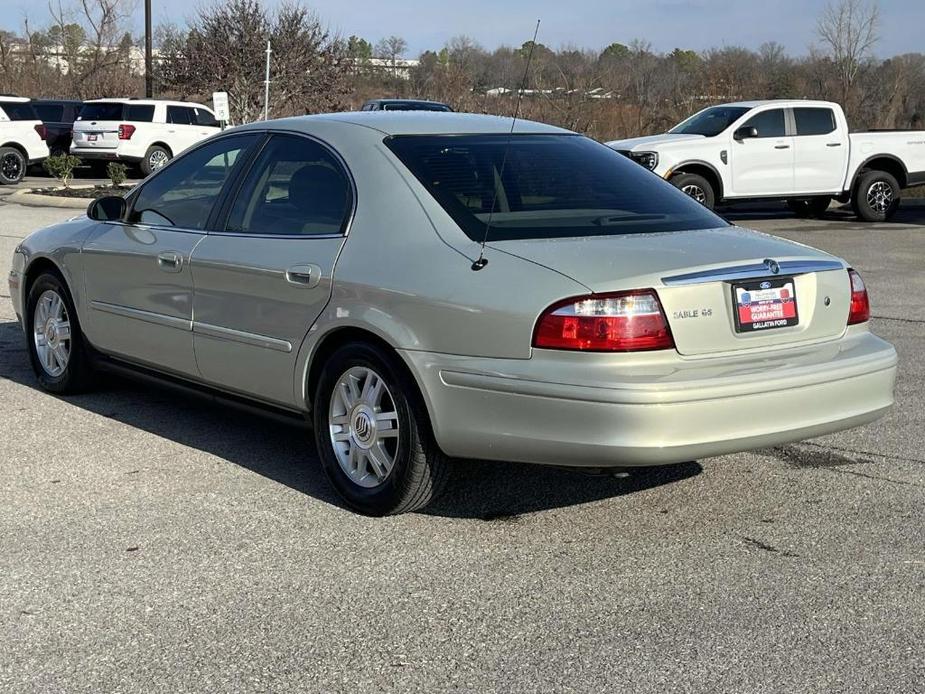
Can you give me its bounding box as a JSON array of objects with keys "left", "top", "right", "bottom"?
[{"left": 661, "top": 260, "right": 845, "bottom": 286}]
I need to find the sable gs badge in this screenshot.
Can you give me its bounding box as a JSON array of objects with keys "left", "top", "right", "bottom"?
[{"left": 732, "top": 277, "right": 799, "bottom": 332}]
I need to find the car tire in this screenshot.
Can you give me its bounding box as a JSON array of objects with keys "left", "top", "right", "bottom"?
[
  {"left": 852, "top": 170, "right": 900, "bottom": 222},
  {"left": 0, "top": 146, "right": 27, "bottom": 185},
  {"left": 25, "top": 271, "right": 95, "bottom": 394},
  {"left": 140, "top": 145, "right": 171, "bottom": 176},
  {"left": 671, "top": 172, "right": 715, "bottom": 209},
  {"left": 787, "top": 196, "right": 831, "bottom": 218},
  {"left": 313, "top": 341, "right": 449, "bottom": 516}
]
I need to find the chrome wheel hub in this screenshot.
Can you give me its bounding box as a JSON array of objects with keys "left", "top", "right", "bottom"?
[
  {"left": 329, "top": 366, "right": 400, "bottom": 488},
  {"left": 149, "top": 150, "right": 169, "bottom": 170},
  {"left": 867, "top": 181, "right": 893, "bottom": 213},
  {"left": 33, "top": 289, "right": 71, "bottom": 377},
  {"left": 682, "top": 184, "right": 707, "bottom": 204}
]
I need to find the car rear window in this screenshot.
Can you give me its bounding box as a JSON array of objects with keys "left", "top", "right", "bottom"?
[
  {"left": 78, "top": 102, "right": 155, "bottom": 122},
  {"left": 386, "top": 134, "right": 727, "bottom": 241},
  {"left": 0, "top": 101, "right": 38, "bottom": 121},
  {"left": 794, "top": 107, "right": 836, "bottom": 136}
]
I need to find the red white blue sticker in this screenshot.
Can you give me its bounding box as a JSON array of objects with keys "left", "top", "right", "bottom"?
[{"left": 733, "top": 278, "right": 798, "bottom": 332}]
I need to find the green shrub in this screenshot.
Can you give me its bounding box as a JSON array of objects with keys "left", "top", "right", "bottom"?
[
  {"left": 43, "top": 154, "right": 82, "bottom": 188},
  {"left": 106, "top": 162, "right": 128, "bottom": 187}
]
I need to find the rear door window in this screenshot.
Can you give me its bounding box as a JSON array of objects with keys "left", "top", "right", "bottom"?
[
  {"left": 386, "top": 134, "right": 727, "bottom": 241},
  {"left": 794, "top": 107, "right": 836, "bottom": 136},
  {"left": 225, "top": 134, "right": 352, "bottom": 236},
  {"left": 742, "top": 109, "right": 786, "bottom": 138},
  {"left": 167, "top": 106, "right": 195, "bottom": 125}
]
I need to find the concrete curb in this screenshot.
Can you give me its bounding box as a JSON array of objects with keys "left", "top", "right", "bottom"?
[
  {"left": 6, "top": 184, "right": 132, "bottom": 210},
  {"left": 7, "top": 189, "right": 92, "bottom": 209}
]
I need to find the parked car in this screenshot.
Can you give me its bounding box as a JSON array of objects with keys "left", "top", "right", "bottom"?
[
  {"left": 360, "top": 98, "right": 453, "bottom": 112},
  {"left": 0, "top": 96, "right": 50, "bottom": 184},
  {"left": 32, "top": 99, "right": 83, "bottom": 156},
  {"left": 606, "top": 99, "right": 925, "bottom": 221},
  {"left": 70, "top": 98, "right": 221, "bottom": 175},
  {"left": 9, "top": 112, "right": 897, "bottom": 515}
]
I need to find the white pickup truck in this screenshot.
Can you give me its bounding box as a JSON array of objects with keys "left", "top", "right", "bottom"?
[{"left": 606, "top": 99, "right": 925, "bottom": 221}]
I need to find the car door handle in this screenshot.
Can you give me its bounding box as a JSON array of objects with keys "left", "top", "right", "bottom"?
[
  {"left": 774, "top": 144, "right": 791, "bottom": 149},
  {"left": 285, "top": 264, "right": 322, "bottom": 288},
  {"left": 826, "top": 142, "right": 842, "bottom": 147},
  {"left": 157, "top": 251, "right": 183, "bottom": 272}
]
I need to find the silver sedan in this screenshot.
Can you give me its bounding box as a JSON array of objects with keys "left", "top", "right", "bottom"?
[{"left": 8, "top": 112, "right": 897, "bottom": 515}]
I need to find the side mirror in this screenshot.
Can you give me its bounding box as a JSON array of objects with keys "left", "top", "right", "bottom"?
[
  {"left": 87, "top": 195, "right": 126, "bottom": 221},
  {"left": 734, "top": 126, "right": 758, "bottom": 141}
]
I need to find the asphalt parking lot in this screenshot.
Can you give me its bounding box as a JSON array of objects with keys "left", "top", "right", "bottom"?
[{"left": 1, "top": 193, "right": 923, "bottom": 693}]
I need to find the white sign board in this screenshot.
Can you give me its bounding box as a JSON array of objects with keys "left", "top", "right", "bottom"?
[{"left": 212, "top": 91, "right": 230, "bottom": 122}]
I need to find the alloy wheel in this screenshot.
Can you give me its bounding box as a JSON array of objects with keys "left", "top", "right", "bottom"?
[
  {"left": 328, "top": 366, "right": 401, "bottom": 488},
  {"left": 866, "top": 181, "right": 893, "bottom": 213},
  {"left": 149, "top": 150, "right": 169, "bottom": 170},
  {"left": 33, "top": 289, "right": 71, "bottom": 377},
  {"left": 681, "top": 184, "right": 707, "bottom": 204},
  {"left": 1, "top": 151, "right": 23, "bottom": 181}
]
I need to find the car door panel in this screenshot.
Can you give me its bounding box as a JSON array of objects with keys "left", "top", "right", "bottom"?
[
  {"left": 79, "top": 133, "right": 261, "bottom": 376},
  {"left": 81, "top": 224, "right": 203, "bottom": 375},
  {"left": 191, "top": 236, "right": 345, "bottom": 405},
  {"left": 792, "top": 107, "right": 847, "bottom": 193},
  {"left": 729, "top": 108, "right": 794, "bottom": 197},
  {"left": 189, "top": 133, "right": 354, "bottom": 406}
]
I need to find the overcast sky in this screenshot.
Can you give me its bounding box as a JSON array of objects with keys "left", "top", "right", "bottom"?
[{"left": 1, "top": 0, "right": 923, "bottom": 57}]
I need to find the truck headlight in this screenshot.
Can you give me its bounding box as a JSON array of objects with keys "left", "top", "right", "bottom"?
[{"left": 630, "top": 151, "right": 659, "bottom": 171}]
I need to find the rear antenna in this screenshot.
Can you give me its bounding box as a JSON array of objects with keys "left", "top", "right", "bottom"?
[{"left": 471, "top": 19, "right": 541, "bottom": 271}]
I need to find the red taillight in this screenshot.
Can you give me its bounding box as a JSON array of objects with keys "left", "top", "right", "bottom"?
[
  {"left": 34, "top": 123, "right": 46, "bottom": 140},
  {"left": 847, "top": 268, "right": 870, "bottom": 325},
  {"left": 533, "top": 290, "right": 675, "bottom": 352},
  {"left": 118, "top": 124, "right": 136, "bottom": 140}
]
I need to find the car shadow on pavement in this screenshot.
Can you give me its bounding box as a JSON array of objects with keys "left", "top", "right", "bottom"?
[
  {"left": 721, "top": 200, "right": 925, "bottom": 225},
  {"left": 0, "top": 320, "right": 701, "bottom": 518}
]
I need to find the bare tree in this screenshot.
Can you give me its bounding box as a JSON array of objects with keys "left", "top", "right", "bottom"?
[
  {"left": 375, "top": 35, "right": 407, "bottom": 65},
  {"left": 816, "top": 0, "right": 879, "bottom": 106}
]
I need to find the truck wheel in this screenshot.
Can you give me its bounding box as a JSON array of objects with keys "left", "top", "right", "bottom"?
[
  {"left": 140, "top": 145, "right": 171, "bottom": 176},
  {"left": 787, "top": 197, "right": 831, "bottom": 218},
  {"left": 671, "top": 173, "right": 715, "bottom": 209},
  {"left": 0, "top": 146, "right": 27, "bottom": 185},
  {"left": 852, "top": 170, "right": 900, "bottom": 222}
]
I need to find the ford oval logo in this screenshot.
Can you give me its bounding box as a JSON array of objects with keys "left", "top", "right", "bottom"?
[
  {"left": 760, "top": 281, "right": 772, "bottom": 289},
  {"left": 764, "top": 258, "right": 780, "bottom": 275}
]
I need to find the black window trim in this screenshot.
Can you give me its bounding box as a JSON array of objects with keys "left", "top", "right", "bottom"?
[
  {"left": 120, "top": 131, "right": 267, "bottom": 234},
  {"left": 207, "top": 129, "right": 357, "bottom": 240}
]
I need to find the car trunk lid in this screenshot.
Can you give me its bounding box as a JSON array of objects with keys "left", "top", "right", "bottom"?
[{"left": 491, "top": 226, "right": 851, "bottom": 356}]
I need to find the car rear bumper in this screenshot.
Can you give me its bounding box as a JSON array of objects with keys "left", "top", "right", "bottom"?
[
  {"left": 401, "top": 328, "right": 897, "bottom": 467},
  {"left": 69, "top": 147, "right": 141, "bottom": 163}
]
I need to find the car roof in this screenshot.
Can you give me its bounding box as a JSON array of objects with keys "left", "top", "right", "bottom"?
[
  {"left": 244, "top": 111, "right": 573, "bottom": 136},
  {"left": 0, "top": 96, "right": 31, "bottom": 103},
  {"left": 83, "top": 98, "right": 211, "bottom": 108},
  {"left": 721, "top": 99, "right": 839, "bottom": 109}
]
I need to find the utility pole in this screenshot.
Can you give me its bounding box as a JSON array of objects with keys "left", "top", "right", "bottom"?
[
  {"left": 263, "top": 40, "right": 272, "bottom": 120},
  {"left": 144, "top": 0, "right": 153, "bottom": 98}
]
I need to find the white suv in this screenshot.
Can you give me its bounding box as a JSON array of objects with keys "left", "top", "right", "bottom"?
[
  {"left": 71, "top": 99, "right": 221, "bottom": 175},
  {"left": 0, "top": 97, "right": 50, "bottom": 184}
]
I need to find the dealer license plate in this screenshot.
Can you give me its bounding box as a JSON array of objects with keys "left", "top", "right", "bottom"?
[{"left": 732, "top": 277, "right": 798, "bottom": 332}]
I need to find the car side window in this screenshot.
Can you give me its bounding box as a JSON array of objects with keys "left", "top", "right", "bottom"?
[
  {"left": 34, "top": 104, "right": 64, "bottom": 122},
  {"left": 129, "top": 134, "right": 260, "bottom": 229},
  {"left": 167, "top": 106, "right": 193, "bottom": 125},
  {"left": 794, "top": 107, "right": 836, "bottom": 136},
  {"left": 125, "top": 104, "right": 155, "bottom": 122},
  {"left": 225, "top": 134, "right": 352, "bottom": 236},
  {"left": 194, "top": 108, "right": 219, "bottom": 127},
  {"left": 742, "top": 109, "right": 786, "bottom": 138}
]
